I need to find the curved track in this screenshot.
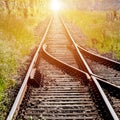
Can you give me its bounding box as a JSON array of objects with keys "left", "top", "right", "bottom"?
[
  {"left": 78, "top": 45, "right": 120, "bottom": 86},
  {"left": 6, "top": 16, "right": 120, "bottom": 120}
]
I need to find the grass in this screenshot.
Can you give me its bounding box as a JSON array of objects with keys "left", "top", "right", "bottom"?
[
  {"left": 0, "top": 32, "right": 19, "bottom": 118},
  {"left": 0, "top": 39, "right": 17, "bottom": 115},
  {"left": 0, "top": 12, "right": 49, "bottom": 118},
  {"left": 0, "top": 15, "right": 38, "bottom": 55},
  {"left": 62, "top": 10, "right": 120, "bottom": 59}
]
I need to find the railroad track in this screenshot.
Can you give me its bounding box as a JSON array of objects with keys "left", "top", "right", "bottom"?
[
  {"left": 76, "top": 45, "right": 120, "bottom": 118},
  {"left": 77, "top": 45, "right": 120, "bottom": 86},
  {"left": 6, "top": 15, "right": 120, "bottom": 120}
]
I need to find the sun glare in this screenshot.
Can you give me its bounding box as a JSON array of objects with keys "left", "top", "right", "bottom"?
[{"left": 50, "top": 0, "right": 61, "bottom": 11}]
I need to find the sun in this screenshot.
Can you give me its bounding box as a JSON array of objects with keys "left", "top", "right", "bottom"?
[{"left": 50, "top": 0, "right": 61, "bottom": 11}]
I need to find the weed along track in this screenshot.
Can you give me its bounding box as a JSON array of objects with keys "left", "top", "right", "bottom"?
[{"left": 7, "top": 16, "right": 120, "bottom": 120}]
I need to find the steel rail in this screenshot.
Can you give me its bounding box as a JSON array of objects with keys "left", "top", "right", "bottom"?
[
  {"left": 43, "top": 44, "right": 120, "bottom": 91},
  {"left": 6, "top": 18, "right": 53, "bottom": 120},
  {"left": 43, "top": 44, "right": 120, "bottom": 88},
  {"left": 60, "top": 16, "right": 119, "bottom": 120},
  {"left": 91, "top": 73, "right": 120, "bottom": 88},
  {"left": 76, "top": 44, "right": 120, "bottom": 88},
  {"left": 42, "top": 44, "right": 90, "bottom": 80},
  {"left": 77, "top": 44, "right": 120, "bottom": 70}
]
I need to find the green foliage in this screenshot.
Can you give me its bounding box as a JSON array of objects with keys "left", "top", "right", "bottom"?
[
  {"left": 0, "top": 15, "right": 36, "bottom": 56},
  {"left": 0, "top": 0, "right": 50, "bottom": 119},
  {"left": 62, "top": 10, "right": 120, "bottom": 59},
  {"left": 0, "top": 1, "right": 49, "bottom": 117},
  {"left": 0, "top": 39, "right": 17, "bottom": 118},
  {"left": 0, "top": 15, "right": 34, "bottom": 118}
]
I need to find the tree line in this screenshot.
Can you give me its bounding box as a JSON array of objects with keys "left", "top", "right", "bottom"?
[{"left": 0, "top": 0, "right": 50, "bottom": 17}]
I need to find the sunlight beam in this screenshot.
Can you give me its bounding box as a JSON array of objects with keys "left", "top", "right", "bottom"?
[{"left": 50, "top": 0, "right": 61, "bottom": 11}]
